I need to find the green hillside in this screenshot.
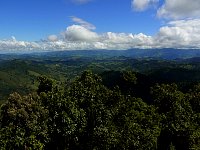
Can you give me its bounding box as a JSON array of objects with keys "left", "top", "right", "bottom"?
[{"left": 1, "top": 56, "right": 200, "bottom": 102}]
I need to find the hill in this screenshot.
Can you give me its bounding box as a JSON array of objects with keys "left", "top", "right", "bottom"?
[{"left": 1, "top": 52, "right": 200, "bottom": 101}]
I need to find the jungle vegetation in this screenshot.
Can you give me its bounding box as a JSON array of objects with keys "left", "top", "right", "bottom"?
[{"left": 0, "top": 51, "right": 200, "bottom": 149}]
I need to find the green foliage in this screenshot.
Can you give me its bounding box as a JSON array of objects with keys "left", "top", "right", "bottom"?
[
  {"left": 1, "top": 56, "right": 200, "bottom": 102},
  {"left": 188, "top": 83, "right": 200, "bottom": 113},
  {"left": 0, "top": 93, "right": 49, "bottom": 149},
  {"left": 41, "top": 84, "right": 87, "bottom": 149},
  {"left": 114, "top": 96, "right": 161, "bottom": 149},
  {"left": 123, "top": 71, "right": 137, "bottom": 84},
  {"left": 1, "top": 68, "right": 200, "bottom": 149},
  {"left": 67, "top": 71, "right": 118, "bottom": 149},
  {"left": 151, "top": 84, "right": 200, "bottom": 149},
  {"left": 37, "top": 76, "right": 53, "bottom": 94}
]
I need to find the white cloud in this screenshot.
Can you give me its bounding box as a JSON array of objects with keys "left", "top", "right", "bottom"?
[
  {"left": 130, "top": 0, "right": 200, "bottom": 49},
  {"left": 63, "top": 25, "right": 99, "bottom": 42},
  {"left": 157, "top": 0, "right": 200, "bottom": 19},
  {"left": 132, "top": 0, "right": 200, "bottom": 19},
  {"left": 0, "top": 37, "right": 41, "bottom": 52},
  {"left": 48, "top": 35, "right": 58, "bottom": 42},
  {"left": 155, "top": 19, "right": 200, "bottom": 48},
  {"left": 70, "top": 16, "right": 96, "bottom": 30},
  {"left": 132, "top": 0, "right": 158, "bottom": 11},
  {"left": 101, "top": 32, "right": 153, "bottom": 49},
  {"left": 2, "top": 19, "right": 200, "bottom": 52},
  {"left": 0, "top": 26, "right": 154, "bottom": 52}
]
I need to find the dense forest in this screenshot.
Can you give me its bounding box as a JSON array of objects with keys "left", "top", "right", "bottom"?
[{"left": 0, "top": 51, "right": 200, "bottom": 149}]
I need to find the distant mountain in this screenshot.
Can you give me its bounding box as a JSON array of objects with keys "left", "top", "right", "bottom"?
[
  {"left": 37, "top": 49, "right": 200, "bottom": 60},
  {"left": 182, "top": 57, "right": 200, "bottom": 63},
  {"left": 1, "top": 48, "right": 200, "bottom": 60}
]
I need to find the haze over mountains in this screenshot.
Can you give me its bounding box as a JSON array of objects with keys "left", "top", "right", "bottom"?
[{"left": 1, "top": 49, "right": 200, "bottom": 60}]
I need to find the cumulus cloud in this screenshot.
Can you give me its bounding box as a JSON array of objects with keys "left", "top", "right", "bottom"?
[
  {"left": 155, "top": 19, "right": 200, "bottom": 48},
  {"left": 0, "top": 26, "right": 154, "bottom": 52},
  {"left": 70, "top": 16, "right": 96, "bottom": 30},
  {"left": 130, "top": 0, "right": 200, "bottom": 49},
  {"left": 157, "top": 0, "right": 200, "bottom": 19},
  {"left": 132, "top": 0, "right": 158, "bottom": 11},
  {"left": 62, "top": 18, "right": 200, "bottom": 49},
  {"left": 2, "top": 18, "right": 200, "bottom": 52},
  {"left": 0, "top": 37, "right": 40, "bottom": 52},
  {"left": 63, "top": 25, "right": 99, "bottom": 42},
  {"left": 101, "top": 32, "right": 153, "bottom": 49},
  {"left": 48, "top": 35, "right": 58, "bottom": 42}
]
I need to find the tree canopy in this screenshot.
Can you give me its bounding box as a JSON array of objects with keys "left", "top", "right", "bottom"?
[{"left": 0, "top": 71, "right": 200, "bottom": 149}]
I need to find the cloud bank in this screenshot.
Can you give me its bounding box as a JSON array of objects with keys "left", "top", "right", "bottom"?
[
  {"left": 155, "top": 19, "right": 200, "bottom": 48},
  {"left": 1, "top": 0, "right": 200, "bottom": 52},
  {"left": 157, "top": 0, "right": 200, "bottom": 19},
  {"left": 132, "top": 0, "right": 200, "bottom": 20},
  {"left": 1, "top": 18, "right": 200, "bottom": 52}
]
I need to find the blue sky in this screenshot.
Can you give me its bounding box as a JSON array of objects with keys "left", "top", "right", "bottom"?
[
  {"left": 0, "top": 0, "right": 161, "bottom": 41},
  {"left": 0, "top": 0, "right": 200, "bottom": 52}
]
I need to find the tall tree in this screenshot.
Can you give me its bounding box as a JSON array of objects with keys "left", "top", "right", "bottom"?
[
  {"left": 151, "top": 84, "right": 196, "bottom": 149},
  {"left": 0, "top": 93, "right": 49, "bottom": 150}
]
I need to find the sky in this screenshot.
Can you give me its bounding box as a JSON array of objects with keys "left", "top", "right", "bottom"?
[{"left": 0, "top": 0, "right": 200, "bottom": 52}]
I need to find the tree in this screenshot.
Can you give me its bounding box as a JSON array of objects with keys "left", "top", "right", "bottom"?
[
  {"left": 38, "top": 71, "right": 117, "bottom": 149},
  {"left": 186, "top": 83, "right": 200, "bottom": 148},
  {"left": 0, "top": 93, "right": 49, "bottom": 150},
  {"left": 67, "top": 71, "right": 117, "bottom": 149},
  {"left": 37, "top": 76, "right": 53, "bottom": 95},
  {"left": 113, "top": 95, "right": 161, "bottom": 150},
  {"left": 151, "top": 83, "right": 197, "bottom": 150},
  {"left": 188, "top": 83, "right": 200, "bottom": 113}
]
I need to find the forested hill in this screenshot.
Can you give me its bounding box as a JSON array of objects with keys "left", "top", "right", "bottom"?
[
  {"left": 0, "top": 51, "right": 200, "bottom": 149},
  {"left": 1, "top": 55, "right": 200, "bottom": 101},
  {"left": 0, "top": 70, "right": 200, "bottom": 149}
]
